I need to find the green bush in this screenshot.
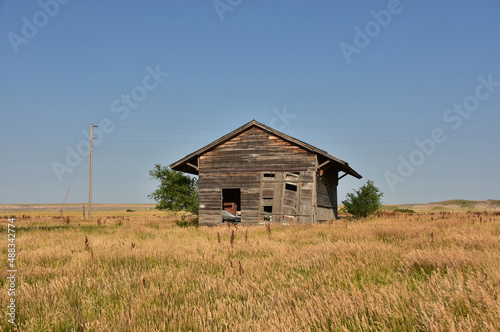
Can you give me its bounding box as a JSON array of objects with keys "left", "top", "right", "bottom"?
[
  {"left": 342, "top": 180, "right": 383, "bottom": 219},
  {"left": 148, "top": 164, "right": 199, "bottom": 215}
]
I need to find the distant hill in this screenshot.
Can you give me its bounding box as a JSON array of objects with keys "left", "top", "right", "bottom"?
[
  {"left": 382, "top": 199, "right": 500, "bottom": 212},
  {"left": 1, "top": 200, "right": 499, "bottom": 214}
]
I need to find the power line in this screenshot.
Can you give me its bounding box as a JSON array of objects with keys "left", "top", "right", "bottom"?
[
  {"left": 114, "top": 118, "right": 500, "bottom": 130},
  {"left": 315, "top": 134, "right": 500, "bottom": 145},
  {"left": 105, "top": 138, "right": 201, "bottom": 144},
  {"left": 115, "top": 126, "right": 233, "bottom": 130},
  {"left": 290, "top": 118, "right": 500, "bottom": 129},
  {"left": 103, "top": 133, "right": 500, "bottom": 146}
]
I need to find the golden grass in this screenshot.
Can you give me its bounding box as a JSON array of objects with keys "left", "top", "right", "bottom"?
[{"left": 1, "top": 211, "right": 499, "bottom": 331}]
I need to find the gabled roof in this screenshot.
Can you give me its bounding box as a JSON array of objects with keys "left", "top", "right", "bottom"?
[{"left": 170, "top": 120, "right": 362, "bottom": 179}]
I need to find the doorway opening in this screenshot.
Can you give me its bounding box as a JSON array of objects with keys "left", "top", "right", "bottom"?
[{"left": 222, "top": 188, "right": 241, "bottom": 216}]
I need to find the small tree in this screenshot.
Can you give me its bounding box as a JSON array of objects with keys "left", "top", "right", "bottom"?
[
  {"left": 342, "top": 180, "right": 383, "bottom": 219},
  {"left": 148, "top": 164, "right": 198, "bottom": 214}
]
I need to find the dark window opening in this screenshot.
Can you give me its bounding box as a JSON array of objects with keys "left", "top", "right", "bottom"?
[
  {"left": 263, "top": 206, "right": 273, "bottom": 213},
  {"left": 222, "top": 188, "right": 241, "bottom": 215},
  {"left": 263, "top": 173, "right": 275, "bottom": 178},
  {"left": 285, "top": 183, "right": 297, "bottom": 192}
]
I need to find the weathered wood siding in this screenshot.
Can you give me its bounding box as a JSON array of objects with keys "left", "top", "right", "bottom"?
[
  {"left": 198, "top": 127, "right": 316, "bottom": 225},
  {"left": 316, "top": 171, "right": 339, "bottom": 220},
  {"left": 317, "top": 206, "right": 336, "bottom": 221},
  {"left": 260, "top": 170, "right": 316, "bottom": 224}
]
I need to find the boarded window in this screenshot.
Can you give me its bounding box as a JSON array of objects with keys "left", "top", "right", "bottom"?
[{"left": 285, "top": 183, "right": 297, "bottom": 192}]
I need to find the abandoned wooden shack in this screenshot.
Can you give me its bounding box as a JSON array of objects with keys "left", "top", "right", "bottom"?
[{"left": 170, "top": 120, "right": 362, "bottom": 226}]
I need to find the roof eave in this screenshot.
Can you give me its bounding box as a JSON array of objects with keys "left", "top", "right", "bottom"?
[{"left": 169, "top": 119, "right": 362, "bottom": 179}]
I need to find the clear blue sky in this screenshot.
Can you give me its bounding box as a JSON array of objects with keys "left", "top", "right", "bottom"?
[{"left": 1, "top": 1, "right": 499, "bottom": 205}]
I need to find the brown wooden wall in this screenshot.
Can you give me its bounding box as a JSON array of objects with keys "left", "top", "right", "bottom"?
[
  {"left": 198, "top": 127, "right": 317, "bottom": 225},
  {"left": 316, "top": 170, "right": 339, "bottom": 220},
  {"left": 259, "top": 170, "right": 316, "bottom": 224}
]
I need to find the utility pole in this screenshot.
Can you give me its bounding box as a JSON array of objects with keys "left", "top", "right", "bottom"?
[{"left": 88, "top": 124, "right": 98, "bottom": 220}]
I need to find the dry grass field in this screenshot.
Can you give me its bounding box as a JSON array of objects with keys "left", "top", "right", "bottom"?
[{"left": 0, "top": 208, "right": 499, "bottom": 331}]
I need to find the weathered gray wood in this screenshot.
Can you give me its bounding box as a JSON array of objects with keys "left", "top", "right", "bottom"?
[
  {"left": 317, "top": 206, "right": 336, "bottom": 221},
  {"left": 171, "top": 120, "right": 361, "bottom": 225}
]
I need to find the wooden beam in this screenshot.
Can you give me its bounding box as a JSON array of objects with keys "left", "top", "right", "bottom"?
[
  {"left": 319, "top": 159, "right": 336, "bottom": 172},
  {"left": 186, "top": 162, "right": 198, "bottom": 171},
  {"left": 338, "top": 172, "right": 348, "bottom": 181},
  {"left": 318, "top": 160, "right": 331, "bottom": 169}
]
